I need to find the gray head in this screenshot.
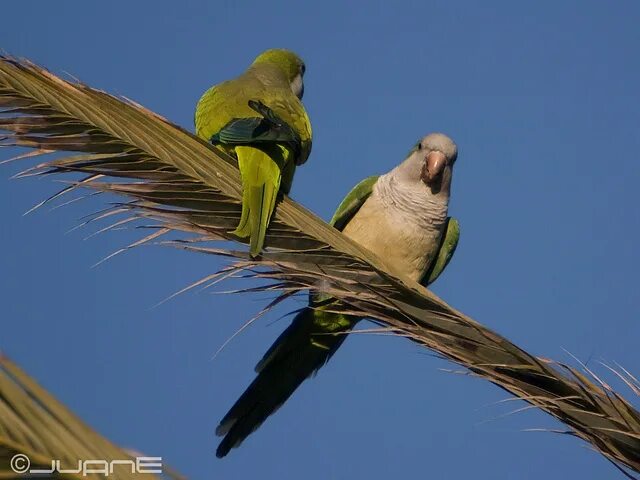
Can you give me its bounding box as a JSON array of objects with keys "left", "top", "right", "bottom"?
[{"left": 394, "top": 133, "right": 458, "bottom": 195}]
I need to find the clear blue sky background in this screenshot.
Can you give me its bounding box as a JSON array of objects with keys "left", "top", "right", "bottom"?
[{"left": 2, "top": 1, "right": 639, "bottom": 478}]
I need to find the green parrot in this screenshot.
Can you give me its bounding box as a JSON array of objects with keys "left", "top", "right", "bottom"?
[
  {"left": 215, "top": 133, "right": 460, "bottom": 457},
  {"left": 195, "top": 49, "right": 312, "bottom": 256}
]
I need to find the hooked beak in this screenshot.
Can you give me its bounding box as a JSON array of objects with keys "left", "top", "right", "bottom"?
[{"left": 421, "top": 151, "right": 446, "bottom": 185}]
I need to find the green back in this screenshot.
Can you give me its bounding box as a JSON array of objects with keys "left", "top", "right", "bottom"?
[
  {"left": 209, "top": 100, "right": 304, "bottom": 160},
  {"left": 194, "top": 65, "right": 312, "bottom": 165}
]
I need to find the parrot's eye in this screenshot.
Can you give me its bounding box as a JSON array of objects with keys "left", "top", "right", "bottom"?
[{"left": 417, "top": 142, "right": 423, "bottom": 150}]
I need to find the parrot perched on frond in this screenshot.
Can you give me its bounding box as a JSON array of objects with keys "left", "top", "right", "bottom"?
[
  {"left": 215, "top": 133, "right": 460, "bottom": 457},
  {"left": 195, "top": 49, "right": 312, "bottom": 256}
]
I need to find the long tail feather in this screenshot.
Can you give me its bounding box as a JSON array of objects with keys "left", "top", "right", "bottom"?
[
  {"left": 216, "top": 308, "right": 356, "bottom": 458},
  {"left": 232, "top": 146, "right": 281, "bottom": 256}
]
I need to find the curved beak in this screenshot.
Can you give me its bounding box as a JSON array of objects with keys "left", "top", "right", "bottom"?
[{"left": 421, "top": 151, "right": 447, "bottom": 185}]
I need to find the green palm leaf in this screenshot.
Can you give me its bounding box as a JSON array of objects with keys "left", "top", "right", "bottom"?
[{"left": 1, "top": 56, "right": 639, "bottom": 476}]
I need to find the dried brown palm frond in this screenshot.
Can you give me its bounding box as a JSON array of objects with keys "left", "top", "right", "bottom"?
[
  {"left": 0, "top": 354, "right": 185, "bottom": 479},
  {"left": 0, "top": 56, "right": 638, "bottom": 477}
]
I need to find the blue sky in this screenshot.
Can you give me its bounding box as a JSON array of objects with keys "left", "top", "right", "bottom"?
[{"left": 2, "top": 1, "right": 639, "bottom": 478}]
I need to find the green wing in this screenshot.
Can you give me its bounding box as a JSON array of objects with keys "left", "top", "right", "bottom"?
[
  {"left": 210, "top": 100, "right": 302, "bottom": 157},
  {"left": 210, "top": 116, "right": 267, "bottom": 143},
  {"left": 329, "top": 175, "right": 379, "bottom": 231},
  {"left": 422, "top": 217, "right": 460, "bottom": 286}
]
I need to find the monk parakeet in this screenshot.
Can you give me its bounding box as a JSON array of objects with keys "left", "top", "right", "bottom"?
[
  {"left": 215, "top": 133, "right": 460, "bottom": 457},
  {"left": 195, "top": 49, "right": 312, "bottom": 256}
]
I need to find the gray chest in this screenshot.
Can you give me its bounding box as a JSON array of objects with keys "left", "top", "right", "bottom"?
[{"left": 341, "top": 195, "right": 447, "bottom": 282}]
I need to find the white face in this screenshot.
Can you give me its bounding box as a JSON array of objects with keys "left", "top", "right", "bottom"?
[
  {"left": 395, "top": 133, "right": 457, "bottom": 194},
  {"left": 290, "top": 74, "right": 304, "bottom": 99}
]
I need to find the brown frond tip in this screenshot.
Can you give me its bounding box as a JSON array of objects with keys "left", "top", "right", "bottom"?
[
  {"left": 0, "top": 355, "right": 186, "bottom": 479},
  {"left": 1, "top": 55, "right": 639, "bottom": 476}
]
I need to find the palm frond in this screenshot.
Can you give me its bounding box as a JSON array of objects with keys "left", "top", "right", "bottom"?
[
  {"left": 1, "top": 56, "right": 639, "bottom": 476},
  {"left": 0, "top": 354, "right": 185, "bottom": 479}
]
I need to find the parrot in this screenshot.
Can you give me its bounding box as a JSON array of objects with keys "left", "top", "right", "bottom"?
[
  {"left": 215, "top": 132, "right": 460, "bottom": 457},
  {"left": 194, "top": 49, "right": 312, "bottom": 256}
]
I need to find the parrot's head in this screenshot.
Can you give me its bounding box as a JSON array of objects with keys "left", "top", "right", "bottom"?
[
  {"left": 252, "top": 49, "right": 306, "bottom": 99},
  {"left": 401, "top": 133, "right": 458, "bottom": 195}
]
